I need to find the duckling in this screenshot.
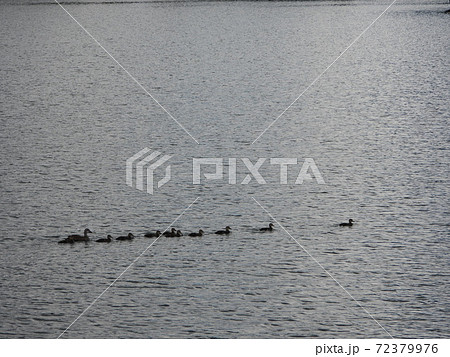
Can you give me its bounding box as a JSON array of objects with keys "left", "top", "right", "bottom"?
[
  {"left": 215, "top": 226, "right": 231, "bottom": 235},
  {"left": 116, "top": 233, "right": 135, "bottom": 241},
  {"left": 188, "top": 229, "right": 204, "bottom": 237},
  {"left": 58, "top": 237, "right": 74, "bottom": 244},
  {"left": 96, "top": 235, "right": 113, "bottom": 243},
  {"left": 339, "top": 219, "right": 354, "bottom": 227},
  {"left": 163, "top": 228, "right": 177, "bottom": 237},
  {"left": 260, "top": 223, "right": 275, "bottom": 231},
  {"left": 166, "top": 229, "right": 183, "bottom": 237},
  {"left": 144, "top": 230, "right": 161, "bottom": 238},
  {"left": 67, "top": 228, "right": 92, "bottom": 242}
]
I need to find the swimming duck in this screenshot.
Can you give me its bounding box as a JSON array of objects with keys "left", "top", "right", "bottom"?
[
  {"left": 339, "top": 219, "right": 354, "bottom": 227},
  {"left": 215, "top": 226, "right": 231, "bottom": 235},
  {"left": 188, "top": 229, "right": 204, "bottom": 237},
  {"left": 96, "top": 235, "right": 113, "bottom": 243},
  {"left": 58, "top": 237, "right": 74, "bottom": 244},
  {"left": 67, "top": 228, "right": 92, "bottom": 242},
  {"left": 260, "top": 223, "right": 275, "bottom": 231},
  {"left": 163, "top": 228, "right": 177, "bottom": 237},
  {"left": 116, "top": 233, "right": 135, "bottom": 241},
  {"left": 144, "top": 230, "right": 161, "bottom": 238},
  {"left": 166, "top": 229, "right": 183, "bottom": 237}
]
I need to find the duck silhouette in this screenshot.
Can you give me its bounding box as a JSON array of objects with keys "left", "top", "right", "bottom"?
[
  {"left": 58, "top": 237, "right": 74, "bottom": 244},
  {"left": 66, "top": 228, "right": 92, "bottom": 242},
  {"left": 339, "top": 219, "right": 354, "bottom": 227},
  {"left": 260, "top": 223, "right": 275, "bottom": 231},
  {"left": 116, "top": 233, "right": 134, "bottom": 241},
  {"left": 188, "top": 229, "right": 204, "bottom": 237},
  {"left": 144, "top": 230, "right": 161, "bottom": 238},
  {"left": 163, "top": 228, "right": 177, "bottom": 237},
  {"left": 96, "top": 235, "right": 112, "bottom": 243},
  {"left": 215, "top": 226, "right": 231, "bottom": 235}
]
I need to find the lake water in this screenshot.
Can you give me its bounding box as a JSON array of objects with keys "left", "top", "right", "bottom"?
[{"left": 0, "top": 0, "right": 449, "bottom": 338}]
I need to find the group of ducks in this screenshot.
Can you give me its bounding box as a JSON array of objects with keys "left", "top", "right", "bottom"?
[
  {"left": 57, "top": 220, "right": 354, "bottom": 244},
  {"left": 57, "top": 223, "right": 270, "bottom": 244}
]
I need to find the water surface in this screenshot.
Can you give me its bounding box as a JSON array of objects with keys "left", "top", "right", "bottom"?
[{"left": 0, "top": 0, "right": 449, "bottom": 338}]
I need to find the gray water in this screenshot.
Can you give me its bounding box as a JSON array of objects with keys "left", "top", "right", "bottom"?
[{"left": 0, "top": 0, "right": 449, "bottom": 338}]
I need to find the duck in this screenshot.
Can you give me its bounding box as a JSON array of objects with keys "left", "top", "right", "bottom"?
[
  {"left": 260, "top": 223, "right": 275, "bottom": 231},
  {"left": 215, "top": 226, "right": 231, "bottom": 235},
  {"left": 144, "top": 230, "right": 161, "bottom": 238},
  {"left": 166, "top": 230, "right": 183, "bottom": 237},
  {"left": 188, "top": 229, "right": 204, "bottom": 237},
  {"left": 163, "top": 228, "right": 177, "bottom": 237},
  {"left": 96, "top": 235, "right": 113, "bottom": 243},
  {"left": 339, "top": 219, "right": 354, "bottom": 227},
  {"left": 58, "top": 237, "right": 74, "bottom": 244},
  {"left": 67, "top": 228, "right": 92, "bottom": 242},
  {"left": 116, "top": 233, "right": 135, "bottom": 241}
]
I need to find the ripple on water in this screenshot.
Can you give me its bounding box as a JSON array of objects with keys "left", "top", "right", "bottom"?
[{"left": 0, "top": 0, "right": 449, "bottom": 339}]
